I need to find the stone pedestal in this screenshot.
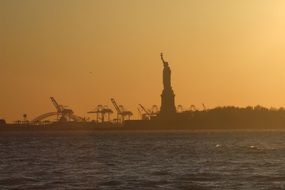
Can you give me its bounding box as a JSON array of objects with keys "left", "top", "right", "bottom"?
[{"left": 160, "top": 88, "right": 176, "bottom": 118}]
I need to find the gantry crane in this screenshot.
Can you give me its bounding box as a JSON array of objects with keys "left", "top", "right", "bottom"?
[
  {"left": 101, "top": 106, "right": 113, "bottom": 122},
  {"left": 138, "top": 104, "right": 151, "bottom": 120},
  {"left": 50, "top": 97, "right": 64, "bottom": 113},
  {"left": 111, "top": 98, "right": 133, "bottom": 123},
  {"left": 32, "top": 97, "right": 83, "bottom": 123},
  {"left": 111, "top": 98, "right": 121, "bottom": 122},
  {"left": 151, "top": 105, "right": 159, "bottom": 116},
  {"left": 138, "top": 104, "right": 160, "bottom": 120},
  {"left": 88, "top": 105, "right": 113, "bottom": 123},
  {"left": 190, "top": 105, "right": 197, "bottom": 111},
  {"left": 177, "top": 105, "right": 183, "bottom": 113}
]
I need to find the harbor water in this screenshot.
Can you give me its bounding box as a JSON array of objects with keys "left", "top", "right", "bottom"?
[{"left": 1, "top": 130, "right": 285, "bottom": 189}]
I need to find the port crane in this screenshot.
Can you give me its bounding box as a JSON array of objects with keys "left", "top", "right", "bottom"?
[
  {"left": 111, "top": 98, "right": 133, "bottom": 123},
  {"left": 32, "top": 97, "right": 83, "bottom": 123},
  {"left": 151, "top": 105, "right": 159, "bottom": 116},
  {"left": 190, "top": 105, "right": 197, "bottom": 111},
  {"left": 138, "top": 104, "right": 160, "bottom": 120},
  {"left": 177, "top": 105, "right": 183, "bottom": 113},
  {"left": 137, "top": 108, "right": 143, "bottom": 120},
  {"left": 50, "top": 97, "right": 73, "bottom": 118},
  {"left": 88, "top": 105, "right": 102, "bottom": 122},
  {"left": 101, "top": 106, "right": 113, "bottom": 122},
  {"left": 88, "top": 105, "right": 113, "bottom": 123},
  {"left": 138, "top": 104, "right": 151, "bottom": 120}
]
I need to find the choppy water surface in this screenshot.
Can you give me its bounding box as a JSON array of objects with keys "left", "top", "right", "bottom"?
[{"left": 1, "top": 131, "right": 285, "bottom": 189}]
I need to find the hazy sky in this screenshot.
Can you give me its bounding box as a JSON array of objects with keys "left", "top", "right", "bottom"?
[{"left": 1, "top": 0, "right": 285, "bottom": 121}]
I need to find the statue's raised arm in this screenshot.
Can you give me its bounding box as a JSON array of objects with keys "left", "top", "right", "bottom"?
[{"left": 160, "top": 52, "right": 167, "bottom": 64}]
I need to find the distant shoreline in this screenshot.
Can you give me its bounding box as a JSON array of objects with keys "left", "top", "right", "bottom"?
[
  {"left": 2, "top": 106, "right": 285, "bottom": 132},
  {"left": 1, "top": 123, "right": 285, "bottom": 132}
]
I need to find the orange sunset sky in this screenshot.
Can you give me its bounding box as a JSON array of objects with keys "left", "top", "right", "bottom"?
[{"left": 1, "top": 0, "right": 285, "bottom": 121}]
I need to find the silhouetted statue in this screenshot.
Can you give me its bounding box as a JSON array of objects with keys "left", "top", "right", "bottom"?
[
  {"left": 159, "top": 53, "right": 176, "bottom": 118},
  {"left": 161, "top": 53, "right": 172, "bottom": 90}
]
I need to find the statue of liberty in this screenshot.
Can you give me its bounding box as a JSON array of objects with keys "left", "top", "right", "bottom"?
[
  {"left": 159, "top": 53, "right": 176, "bottom": 117},
  {"left": 160, "top": 53, "right": 171, "bottom": 90}
]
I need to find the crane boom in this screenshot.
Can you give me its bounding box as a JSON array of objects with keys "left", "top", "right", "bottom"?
[
  {"left": 139, "top": 104, "right": 150, "bottom": 115},
  {"left": 137, "top": 108, "right": 142, "bottom": 114},
  {"left": 50, "top": 97, "right": 62, "bottom": 112},
  {"left": 111, "top": 98, "right": 121, "bottom": 114}
]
